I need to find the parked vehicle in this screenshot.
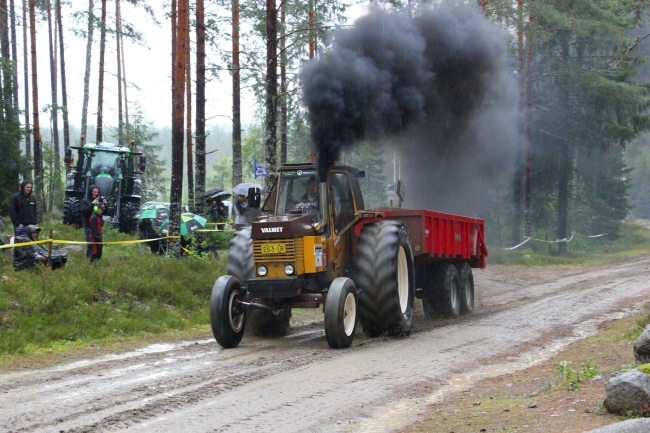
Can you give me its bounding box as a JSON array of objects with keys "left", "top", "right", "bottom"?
[
  {"left": 210, "top": 163, "right": 488, "bottom": 349},
  {"left": 63, "top": 138, "right": 146, "bottom": 234}
]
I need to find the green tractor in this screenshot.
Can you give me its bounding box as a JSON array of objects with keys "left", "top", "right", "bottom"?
[{"left": 62, "top": 137, "right": 146, "bottom": 233}]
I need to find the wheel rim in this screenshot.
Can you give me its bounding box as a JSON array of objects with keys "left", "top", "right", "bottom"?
[
  {"left": 465, "top": 280, "right": 473, "bottom": 308},
  {"left": 343, "top": 292, "right": 356, "bottom": 336},
  {"left": 228, "top": 290, "right": 244, "bottom": 332},
  {"left": 397, "top": 246, "right": 409, "bottom": 314},
  {"left": 451, "top": 275, "right": 459, "bottom": 310}
]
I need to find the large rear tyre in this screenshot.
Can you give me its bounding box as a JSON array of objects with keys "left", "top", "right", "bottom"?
[
  {"left": 210, "top": 275, "right": 246, "bottom": 348},
  {"left": 324, "top": 277, "right": 357, "bottom": 349},
  {"left": 226, "top": 228, "right": 290, "bottom": 337},
  {"left": 63, "top": 196, "right": 81, "bottom": 227},
  {"left": 456, "top": 262, "right": 474, "bottom": 315},
  {"left": 355, "top": 221, "right": 415, "bottom": 337},
  {"left": 118, "top": 201, "right": 139, "bottom": 234}
]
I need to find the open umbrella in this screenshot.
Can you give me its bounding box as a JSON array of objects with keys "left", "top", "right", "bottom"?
[
  {"left": 160, "top": 212, "right": 207, "bottom": 236},
  {"left": 206, "top": 191, "right": 232, "bottom": 202},
  {"left": 203, "top": 187, "right": 223, "bottom": 198},
  {"left": 233, "top": 183, "right": 264, "bottom": 196},
  {"left": 135, "top": 204, "right": 170, "bottom": 221}
]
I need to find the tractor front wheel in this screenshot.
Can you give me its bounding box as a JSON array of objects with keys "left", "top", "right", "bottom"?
[
  {"left": 324, "top": 277, "right": 357, "bottom": 349},
  {"left": 210, "top": 276, "right": 246, "bottom": 348},
  {"left": 63, "top": 196, "right": 81, "bottom": 227},
  {"left": 119, "top": 201, "right": 139, "bottom": 234}
]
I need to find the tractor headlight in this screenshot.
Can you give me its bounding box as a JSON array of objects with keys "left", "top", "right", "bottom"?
[
  {"left": 258, "top": 265, "right": 268, "bottom": 276},
  {"left": 284, "top": 264, "right": 295, "bottom": 275}
]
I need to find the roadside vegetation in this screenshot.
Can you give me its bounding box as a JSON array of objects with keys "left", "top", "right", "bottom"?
[
  {"left": 488, "top": 222, "right": 650, "bottom": 267},
  {"left": 0, "top": 220, "right": 230, "bottom": 360}
]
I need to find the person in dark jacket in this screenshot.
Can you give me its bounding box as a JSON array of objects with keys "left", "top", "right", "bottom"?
[
  {"left": 13, "top": 225, "right": 67, "bottom": 271},
  {"left": 138, "top": 218, "right": 164, "bottom": 254},
  {"left": 9, "top": 179, "right": 37, "bottom": 237},
  {"left": 89, "top": 202, "right": 106, "bottom": 262},
  {"left": 80, "top": 185, "right": 106, "bottom": 258}
]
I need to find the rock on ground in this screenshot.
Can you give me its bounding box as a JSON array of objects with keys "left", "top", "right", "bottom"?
[
  {"left": 634, "top": 324, "right": 650, "bottom": 365},
  {"left": 585, "top": 417, "right": 650, "bottom": 433},
  {"left": 604, "top": 369, "right": 650, "bottom": 416}
]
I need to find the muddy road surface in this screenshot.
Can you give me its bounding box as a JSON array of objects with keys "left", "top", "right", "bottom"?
[{"left": 1, "top": 256, "right": 650, "bottom": 433}]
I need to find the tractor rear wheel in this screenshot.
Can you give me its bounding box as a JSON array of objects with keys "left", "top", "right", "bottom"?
[
  {"left": 226, "top": 227, "right": 291, "bottom": 337},
  {"left": 324, "top": 277, "right": 357, "bottom": 349},
  {"left": 63, "top": 197, "right": 81, "bottom": 227},
  {"left": 456, "top": 262, "right": 474, "bottom": 315},
  {"left": 210, "top": 275, "right": 246, "bottom": 348},
  {"left": 355, "top": 221, "right": 415, "bottom": 337},
  {"left": 118, "top": 201, "right": 139, "bottom": 234}
]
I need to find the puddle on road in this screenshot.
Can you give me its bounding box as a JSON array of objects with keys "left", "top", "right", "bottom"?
[{"left": 349, "top": 306, "right": 642, "bottom": 433}]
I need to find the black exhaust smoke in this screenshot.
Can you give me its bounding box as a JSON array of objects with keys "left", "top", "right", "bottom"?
[{"left": 302, "top": 2, "right": 518, "bottom": 213}]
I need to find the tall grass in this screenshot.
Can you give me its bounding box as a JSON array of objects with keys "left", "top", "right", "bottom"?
[{"left": 0, "top": 220, "right": 227, "bottom": 356}]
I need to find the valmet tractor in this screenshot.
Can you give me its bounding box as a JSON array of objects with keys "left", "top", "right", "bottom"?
[
  {"left": 210, "top": 163, "right": 488, "bottom": 349},
  {"left": 62, "top": 138, "right": 146, "bottom": 234}
]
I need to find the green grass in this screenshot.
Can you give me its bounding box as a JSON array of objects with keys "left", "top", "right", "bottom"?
[
  {"left": 0, "top": 220, "right": 226, "bottom": 357},
  {"left": 488, "top": 222, "right": 650, "bottom": 267}
]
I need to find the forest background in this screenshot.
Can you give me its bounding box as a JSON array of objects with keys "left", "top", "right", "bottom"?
[{"left": 1, "top": 0, "right": 650, "bottom": 252}]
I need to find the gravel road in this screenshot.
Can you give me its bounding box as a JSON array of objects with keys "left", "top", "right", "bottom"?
[{"left": 1, "top": 255, "right": 649, "bottom": 433}]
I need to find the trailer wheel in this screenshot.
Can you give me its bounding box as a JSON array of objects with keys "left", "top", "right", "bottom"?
[
  {"left": 210, "top": 276, "right": 246, "bottom": 348},
  {"left": 355, "top": 221, "right": 415, "bottom": 337},
  {"left": 456, "top": 262, "right": 474, "bottom": 315},
  {"left": 434, "top": 263, "right": 461, "bottom": 318},
  {"left": 324, "top": 277, "right": 357, "bottom": 349}
]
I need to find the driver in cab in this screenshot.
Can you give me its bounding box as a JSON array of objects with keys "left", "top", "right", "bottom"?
[{"left": 295, "top": 176, "right": 319, "bottom": 213}]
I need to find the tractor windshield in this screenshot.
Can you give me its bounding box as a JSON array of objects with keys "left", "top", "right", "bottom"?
[
  {"left": 276, "top": 169, "right": 320, "bottom": 216},
  {"left": 90, "top": 151, "right": 120, "bottom": 177}
]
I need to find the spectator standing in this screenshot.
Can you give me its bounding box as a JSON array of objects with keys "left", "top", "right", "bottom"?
[
  {"left": 80, "top": 185, "right": 106, "bottom": 258},
  {"left": 89, "top": 202, "right": 106, "bottom": 262},
  {"left": 234, "top": 194, "right": 247, "bottom": 229},
  {"left": 9, "top": 180, "right": 37, "bottom": 237}
]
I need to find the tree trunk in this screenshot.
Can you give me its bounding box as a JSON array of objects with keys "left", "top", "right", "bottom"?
[
  {"left": 170, "top": 0, "right": 188, "bottom": 257},
  {"left": 22, "top": 0, "right": 31, "bottom": 160},
  {"left": 232, "top": 0, "right": 242, "bottom": 187},
  {"left": 56, "top": 0, "right": 70, "bottom": 158},
  {"left": 186, "top": 10, "right": 194, "bottom": 210},
  {"left": 195, "top": 0, "right": 206, "bottom": 239},
  {"left": 8, "top": 0, "right": 19, "bottom": 186},
  {"left": 511, "top": 0, "right": 524, "bottom": 246},
  {"left": 46, "top": 0, "right": 60, "bottom": 209},
  {"left": 116, "top": 0, "right": 123, "bottom": 145},
  {"left": 121, "top": 30, "right": 129, "bottom": 138},
  {"left": 0, "top": 0, "right": 11, "bottom": 119},
  {"left": 29, "top": 0, "right": 44, "bottom": 219},
  {"left": 264, "top": 0, "right": 278, "bottom": 191},
  {"left": 557, "top": 34, "right": 570, "bottom": 255},
  {"left": 280, "top": 1, "right": 286, "bottom": 165},
  {"left": 308, "top": 0, "right": 314, "bottom": 59},
  {"left": 96, "top": 0, "right": 107, "bottom": 143},
  {"left": 80, "top": 0, "right": 94, "bottom": 140},
  {"left": 523, "top": 5, "right": 534, "bottom": 239}
]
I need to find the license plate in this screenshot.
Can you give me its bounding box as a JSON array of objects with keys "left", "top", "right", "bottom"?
[{"left": 261, "top": 243, "right": 286, "bottom": 254}]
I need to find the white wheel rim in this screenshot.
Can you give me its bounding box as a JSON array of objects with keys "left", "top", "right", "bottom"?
[
  {"left": 465, "top": 278, "right": 473, "bottom": 309},
  {"left": 343, "top": 292, "right": 356, "bottom": 336},
  {"left": 451, "top": 276, "right": 459, "bottom": 310},
  {"left": 229, "top": 290, "right": 244, "bottom": 332},
  {"left": 397, "top": 246, "right": 409, "bottom": 314}
]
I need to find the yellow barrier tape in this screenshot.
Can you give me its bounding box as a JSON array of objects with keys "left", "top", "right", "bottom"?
[{"left": 0, "top": 239, "right": 51, "bottom": 249}]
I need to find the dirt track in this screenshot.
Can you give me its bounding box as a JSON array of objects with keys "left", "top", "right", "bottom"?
[{"left": 1, "top": 255, "right": 649, "bottom": 433}]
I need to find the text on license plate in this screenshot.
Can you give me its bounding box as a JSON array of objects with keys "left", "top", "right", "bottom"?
[{"left": 261, "top": 243, "right": 286, "bottom": 254}]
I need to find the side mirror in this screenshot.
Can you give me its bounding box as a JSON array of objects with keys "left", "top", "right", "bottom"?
[
  {"left": 138, "top": 156, "right": 146, "bottom": 172},
  {"left": 357, "top": 170, "right": 366, "bottom": 178},
  {"left": 64, "top": 147, "right": 72, "bottom": 165},
  {"left": 248, "top": 187, "right": 261, "bottom": 209}
]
